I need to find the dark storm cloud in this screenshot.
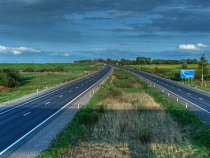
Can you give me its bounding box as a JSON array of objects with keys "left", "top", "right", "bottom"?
[
  {"left": 0, "top": 0, "right": 170, "bottom": 27},
  {"left": 0, "top": 0, "right": 209, "bottom": 31},
  {"left": 83, "top": 17, "right": 113, "bottom": 20},
  {"left": 151, "top": 6, "right": 210, "bottom": 32}
]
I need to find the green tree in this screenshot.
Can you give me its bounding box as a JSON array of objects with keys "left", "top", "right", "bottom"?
[
  {"left": 198, "top": 52, "right": 208, "bottom": 86},
  {"left": 182, "top": 62, "right": 188, "bottom": 69}
]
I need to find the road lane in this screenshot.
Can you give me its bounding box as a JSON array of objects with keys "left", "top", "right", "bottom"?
[{"left": 0, "top": 65, "right": 111, "bottom": 156}]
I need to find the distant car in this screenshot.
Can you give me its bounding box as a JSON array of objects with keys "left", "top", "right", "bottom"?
[
  {"left": 86, "top": 76, "right": 90, "bottom": 79},
  {"left": 91, "top": 74, "right": 95, "bottom": 76}
]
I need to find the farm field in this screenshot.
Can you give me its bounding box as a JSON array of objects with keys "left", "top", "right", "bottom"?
[
  {"left": 0, "top": 63, "right": 100, "bottom": 103},
  {"left": 40, "top": 68, "right": 210, "bottom": 157},
  {"left": 0, "top": 63, "right": 98, "bottom": 71}
]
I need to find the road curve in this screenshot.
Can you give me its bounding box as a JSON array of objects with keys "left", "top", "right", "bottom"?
[{"left": 0, "top": 65, "right": 111, "bottom": 157}]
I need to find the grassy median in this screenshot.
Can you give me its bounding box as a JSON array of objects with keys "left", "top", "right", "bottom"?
[{"left": 40, "top": 68, "right": 210, "bottom": 158}]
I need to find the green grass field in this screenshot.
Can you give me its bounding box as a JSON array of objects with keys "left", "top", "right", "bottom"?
[
  {"left": 127, "top": 64, "right": 210, "bottom": 70},
  {"left": 0, "top": 63, "right": 100, "bottom": 103},
  {"left": 0, "top": 63, "right": 98, "bottom": 71}
]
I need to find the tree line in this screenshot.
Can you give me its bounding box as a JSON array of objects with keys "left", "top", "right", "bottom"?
[{"left": 75, "top": 57, "right": 199, "bottom": 65}]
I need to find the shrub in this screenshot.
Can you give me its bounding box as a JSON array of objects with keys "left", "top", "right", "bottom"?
[
  {"left": 0, "top": 68, "right": 21, "bottom": 87},
  {"left": 22, "top": 67, "right": 34, "bottom": 72},
  {"left": 138, "top": 123, "right": 153, "bottom": 143}
]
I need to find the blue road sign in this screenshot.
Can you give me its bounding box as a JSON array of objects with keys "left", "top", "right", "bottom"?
[{"left": 181, "top": 70, "right": 194, "bottom": 78}]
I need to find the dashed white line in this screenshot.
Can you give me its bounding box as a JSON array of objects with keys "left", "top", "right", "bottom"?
[
  {"left": 0, "top": 74, "right": 89, "bottom": 116},
  {"left": 59, "top": 95, "right": 63, "bottom": 98},
  {"left": 0, "top": 66, "right": 111, "bottom": 156},
  {"left": 69, "top": 90, "right": 71, "bottom": 93},
  {"left": 45, "top": 102, "right": 50, "bottom": 105},
  {"left": 171, "top": 86, "right": 174, "bottom": 88},
  {"left": 178, "top": 89, "right": 181, "bottom": 91},
  {"left": 23, "top": 112, "right": 31, "bottom": 117},
  {"left": 187, "top": 93, "right": 190, "bottom": 95},
  {"left": 199, "top": 98, "right": 203, "bottom": 100}
]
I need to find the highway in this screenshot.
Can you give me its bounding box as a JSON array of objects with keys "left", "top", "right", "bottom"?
[
  {"left": 115, "top": 65, "right": 210, "bottom": 118},
  {"left": 0, "top": 65, "right": 111, "bottom": 157}
]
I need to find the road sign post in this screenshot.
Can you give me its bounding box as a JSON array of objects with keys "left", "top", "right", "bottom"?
[{"left": 181, "top": 70, "right": 194, "bottom": 79}]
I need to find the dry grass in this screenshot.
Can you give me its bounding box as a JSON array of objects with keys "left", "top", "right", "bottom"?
[
  {"left": 110, "top": 75, "right": 116, "bottom": 85},
  {"left": 67, "top": 93, "right": 196, "bottom": 158}
]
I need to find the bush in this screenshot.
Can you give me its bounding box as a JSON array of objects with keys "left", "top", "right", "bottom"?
[
  {"left": 36, "top": 66, "right": 65, "bottom": 72},
  {"left": 138, "top": 123, "right": 153, "bottom": 143},
  {"left": 0, "top": 68, "right": 21, "bottom": 87},
  {"left": 22, "top": 67, "right": 34, "bottom": 72}
]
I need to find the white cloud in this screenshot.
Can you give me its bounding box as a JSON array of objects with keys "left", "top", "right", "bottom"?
[
  {"left": 197, "top": 43, "right": 208, "bottom": 48},
  {"left": 50, "top": 53, "right": 70, "bottom": 57},
  {"left": 178, "top": 44, "right": 200, "bottom": 50},
  {"left": 62, "top": 53, "right": 70, "bottom": 57},
  {"left": 0, "top": 45, "right": 41, "bottom": 55}
]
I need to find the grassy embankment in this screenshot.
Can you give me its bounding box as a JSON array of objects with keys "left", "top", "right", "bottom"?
[
  {"left": 126, "top": 64, "right": 210, "bottom": 91},
  {"left": 40, "top": 68, "right": 210, "bottom": 157},
  {"left": 0, "top": 63, "right": 99, "bottom": 103}
]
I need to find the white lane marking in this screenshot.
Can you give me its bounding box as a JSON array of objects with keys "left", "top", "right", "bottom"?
[
  {"left": 179, "top": 89, "right": 181, "bottom": 91},
  {"left": 0, "top": 66, "right": 111, "bottom": 156},
  {"left": 161, "top": 82, "right": 163, "bottom": 83},
  {"left": 23, "top": 112, "right": 31, "bottom": 117},
  {"left": 0, "top": 75, "right": 89, "bottom": 115},
  {"left": 171, "top": 86, "right": 174, "bottom": 88},
  {"left": 69, "top": 90, "right": 71, "bottom": 93},
  {"left": 166, "top": 84, "right": 168, "bottom": 86},
  {"left": 45, "top": 102, "right": 50, "bottom": 105},
  {"left": 59, "top": 95, "right": 63, "bottom": 98},
  {"left": 199, "top": 98, "right": 203, "bottom": 100},
  {"left": 187, "top": 93, "right": 190, "bottom": 95},
  {"left": 76, "top": 87, "right": 78, "bottom": 89}
]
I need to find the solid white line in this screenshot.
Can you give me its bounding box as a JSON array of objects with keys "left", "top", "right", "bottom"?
[
  {"left": 0, "top": 67, "right": 111, "bottom": 156},
  {"left": 0, "top": 76, "right": 88, "bottom": 115},
  {"left": 59, "top": 95, "right": 63, "bottom": 98},
  {"left": 45, "top": 102, "right": 50, "bottom": 105},
  {"left": 23, "top": 112, "right": 31, "bottom": 117}
]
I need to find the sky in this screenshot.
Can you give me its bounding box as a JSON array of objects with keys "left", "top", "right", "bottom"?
[{"left": 0, "top": 0, "right": 210, "bottom": 63}]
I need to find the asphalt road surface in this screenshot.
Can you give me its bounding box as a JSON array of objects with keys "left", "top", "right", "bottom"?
[
  {"left": 115, "top": 65, "right": 210, "bottom": 120},
  {"left": 0, "top": 64, "right": 111, "bottom": 157}
]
